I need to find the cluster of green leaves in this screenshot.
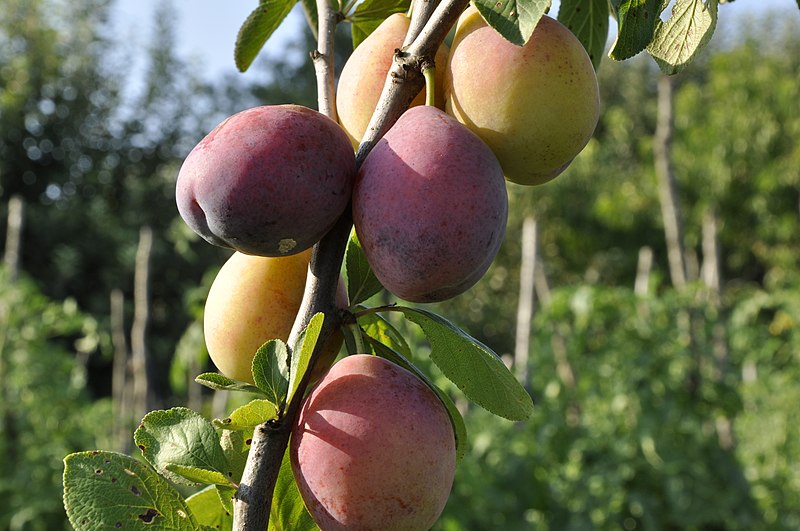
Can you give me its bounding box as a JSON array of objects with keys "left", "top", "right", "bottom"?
[
  {"left": 0, "top": 269, "right": 111, "bottom": 530},
  {"left": 63, "top": 228, "right": 534, "bottom": 529},
  {"left": 428, "top": 283, "right": 800, "bottom": 530},
  {"left": 235, "top": 0, "right": 737, "bottom": 77}
]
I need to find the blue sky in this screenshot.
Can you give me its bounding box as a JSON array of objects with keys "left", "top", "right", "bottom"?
[{"left": 111, "top": 0, "right": 798, "bottom": 83}]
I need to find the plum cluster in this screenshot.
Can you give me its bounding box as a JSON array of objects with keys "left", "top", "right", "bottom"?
[{"left": 176, "top": 9, "right": 598, "bottom": 530}]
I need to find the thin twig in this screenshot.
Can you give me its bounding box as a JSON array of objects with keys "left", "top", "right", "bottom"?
[{"left": 311, "top": 0, "right": 339, "bottom": 120}]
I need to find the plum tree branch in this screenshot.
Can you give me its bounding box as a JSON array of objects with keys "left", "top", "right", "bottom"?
[
  {"left": 311, "top": 0, "right": 339, "bottom": 119},
  {"left": 232, "top": 0, "right": 469, "bottom": 527}
]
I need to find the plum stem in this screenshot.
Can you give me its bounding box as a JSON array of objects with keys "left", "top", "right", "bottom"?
[
  {"left": 232, "top": 0, "right": 471, "bottom": 528},
  {"left": 345, "top": 321, "right": 368, "bottom": 354},
  {"left": 423, "top": 65, "right": 437, "bottom": 106}
]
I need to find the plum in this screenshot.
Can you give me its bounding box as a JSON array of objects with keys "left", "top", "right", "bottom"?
[
  {"left": 291, "top": 354, "right": 455, "bottom": 531},
  {"left": 445, "top": 8, "right": 600, "bottom": 186},
  {"left": 352, "top": 105, "right": 507, "bottom": 303},
  {"left": 203, "top": 249, "right": 346, "bottom": 385},
  {"left": 176, "top": 105, "right": 355, "bottom": 256}
]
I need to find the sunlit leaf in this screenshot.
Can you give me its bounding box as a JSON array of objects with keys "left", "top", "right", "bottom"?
[
  {"left": 235, "top": 0, "right": 297, "bottom": 72},
  {"left": 385, "top": 307, "right": 534, "bottom": 421},
  {"left": 194, "top": 372, "right": 265, "bottom": 395},
  {"left": 252, "top": 339, "right": 290, "bottom": 408},
  {"left": 186, "top": 486, "right": 233, "bottom": 531},
  {"left": 287, "top": 313, "right": 325, "bottom": 405},
  {"left": 646, "top": 0, "right": 718, "bottom": 74},
  {"left": 269, "top": 449, "right": 318, "bottom": 530},
  {"left": 213, "top": 399, "right": 279, "bottom": 431},
  {"left": 134, "top": 408, "right": 232, "bottom": 487}
]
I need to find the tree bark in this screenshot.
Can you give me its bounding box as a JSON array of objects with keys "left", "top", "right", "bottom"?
[
  {"left": 110, "top": 288, "right": 133, "bottom": 453},
  {"left": 654, "top": 75, "right": 687, "bottom": 290}
]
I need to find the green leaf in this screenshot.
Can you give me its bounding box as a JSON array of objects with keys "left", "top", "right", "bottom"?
[
  {"left": 299, "top": 0, "right": 319, "bottom": 39},
  {"left": 216, "top": 485, "right": 237, "bottom": 519},
  {"left": 345, "top": 229, "right": 383, "bottom": 305},
  {"left": 287, "top": 312, "right": 325, "bottom": 405},
  {"left": 349, "top": 0, "right": 412, "bottom": 49},
  {"left": 608, "top": 0, "right": 663, "bottom": 61},
  {"left": 63, "top": 451, "right": 198, "bottom": 530},
  {"left": 195, "top": 372, "right": 266, "bottom": 395},
  {"left": 165, "top": 464, "right": 231, "bottom": 486},
  {"left": 358, "top": 311, "right": 413, "bottom": 359},
  {"left": 368, "top": 337, "right": 468, "bottom": 463},
  {"left": 269, "top": 448, "right": 319, "bottom": 531},
  {"left": 252, "top": 339, "right": 290, "bottom": 408},
  {"left": 235, "top": 0, "right": 297, "bottom": 72},
  {"left": 214, "top": 399, "right": 279, "bottom": 431},
  {"left": 220, "top": 428, "right": 252, "bottom": 483},
  {"left": 386, "top": 307, "right": 534, "bottom": 421},
  {"left": 186, "top": 486, "right": 233, "bottom": 531},
  {"left": 473, "top": 0, "right": 551, "bottom": 46},
  {"left": 134, "top": 407, "right": 232, "bottom": 487},
  {"left": 646, "top": 0, "right": 718, "bottom": 74},
  {"left": 558, "top": 0, "right": 609, "bottom": 69}
]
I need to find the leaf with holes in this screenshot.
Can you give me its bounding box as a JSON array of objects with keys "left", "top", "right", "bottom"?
[
  {"left": 134, "top": 407, "right": 233, "bottom": 487},
  {"left": 220, "top": 428, "right": 251, "bottom": 484},
  {"left": 214, "top": 399, "right": 279, "bottom": 431},
  {"left": 63, "top": 451, "right": 199, "bottom": 530},
  {"left": 646, "top": 0, "right": 719, "bottom": 74}
]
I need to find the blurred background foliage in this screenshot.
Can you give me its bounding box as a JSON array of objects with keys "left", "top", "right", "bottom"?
[{"left": 0, "top": 0, "right": 798, "bottom": 529}]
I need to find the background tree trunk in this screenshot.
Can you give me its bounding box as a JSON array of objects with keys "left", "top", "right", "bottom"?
[
  {"left": 514, "top": 217, "right": 537, "bottom": 386},
  {"left": 1, "top": 195, "right": 25, "bottom": 466},
  {"left": 131, "top": 226, "right": 154, "bottom": 419},
  {"left": 654, "top": 75, "right": 688, "bottom": 290},
  {"left": 110, "top": 288, "right": 133, "bottom": 453},
  {"left": 3, "top": 195, "right": 24, "bottom": 281}
]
